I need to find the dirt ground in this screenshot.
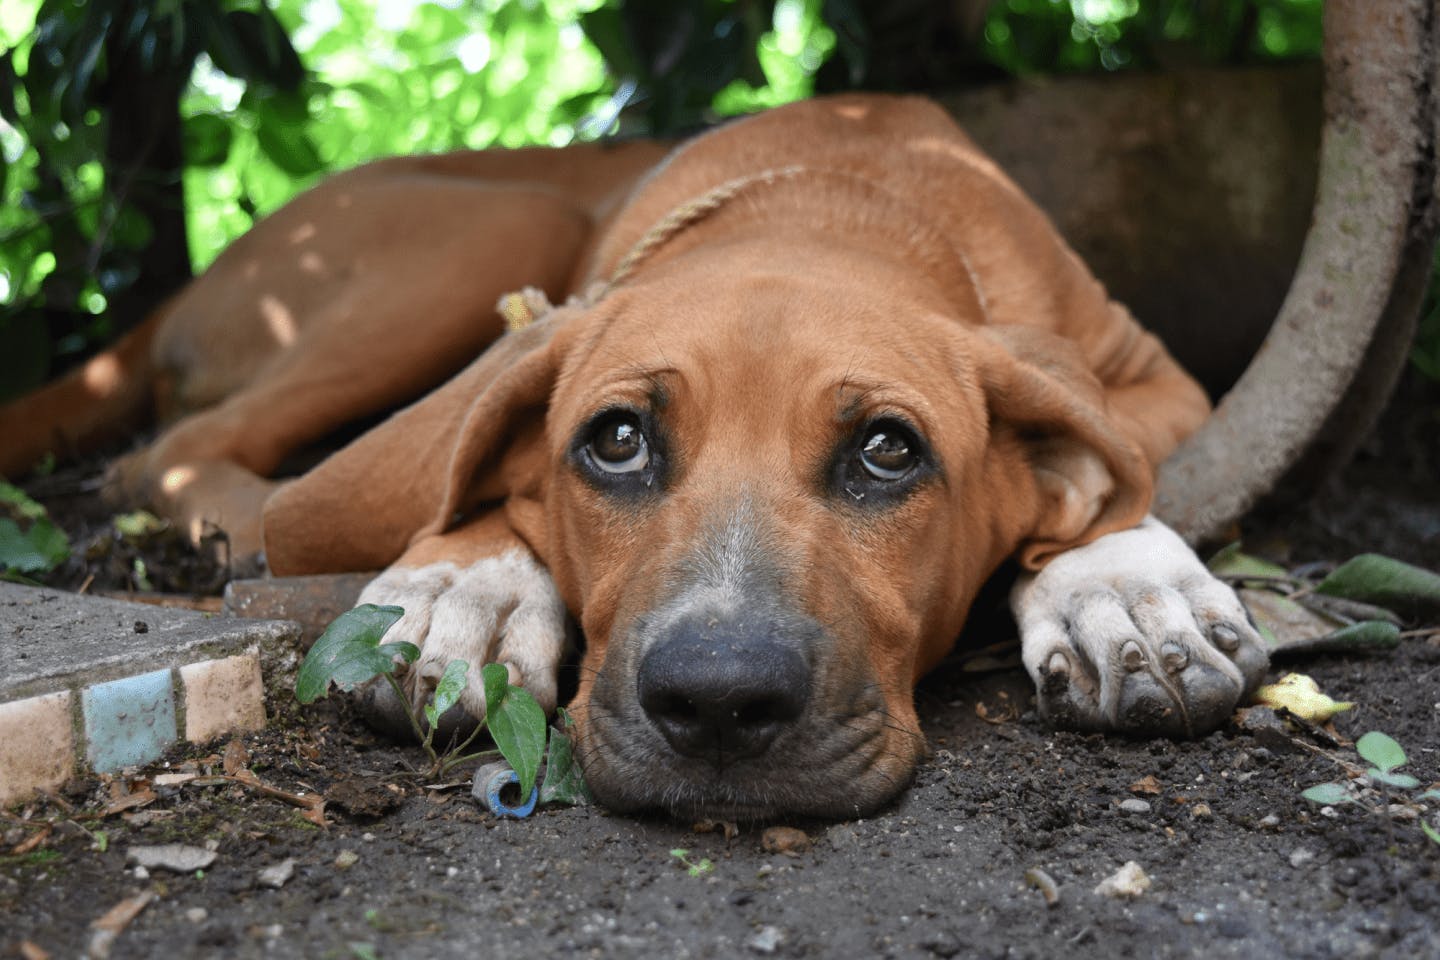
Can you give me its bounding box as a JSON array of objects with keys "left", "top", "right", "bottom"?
[{"left": 3, "top": 373, "right": 1438, "bottom": 959}]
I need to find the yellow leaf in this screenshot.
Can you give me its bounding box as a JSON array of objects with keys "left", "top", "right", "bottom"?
[{"left": 1253, "top": 673, "right": 1354, "bottom": 723}]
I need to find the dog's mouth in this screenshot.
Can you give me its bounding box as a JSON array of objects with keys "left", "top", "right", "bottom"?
[{"left": 572, "top": 678, "right": 923, "bottom": 821}]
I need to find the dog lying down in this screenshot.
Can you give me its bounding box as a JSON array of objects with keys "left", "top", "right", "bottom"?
[{"left": 1, "top": 94, "right": 1269, "bottom": 820}]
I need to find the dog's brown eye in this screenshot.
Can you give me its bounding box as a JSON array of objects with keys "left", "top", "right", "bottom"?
[
  {"left": 860, "top": 428, "right": 916, "bottom": 480},
  {"left": 589, "top": 415, "right": 650, "bottom": 473}
]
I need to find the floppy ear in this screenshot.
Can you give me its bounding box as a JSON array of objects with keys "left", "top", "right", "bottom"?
[
  {"left": 262, "top": 312, "right": 577, "bottom": 575},
  {"left": 976, "top": 324, "right": 1153, "bottom": 570}
]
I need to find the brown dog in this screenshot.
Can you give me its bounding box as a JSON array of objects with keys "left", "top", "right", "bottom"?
[{"left": 0, "top": 95, "right": 1268, "bottom": 819}]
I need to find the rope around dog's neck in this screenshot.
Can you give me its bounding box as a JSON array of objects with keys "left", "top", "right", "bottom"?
[{"left": 496, "top": 164, "right": 808, "bottom": 332}]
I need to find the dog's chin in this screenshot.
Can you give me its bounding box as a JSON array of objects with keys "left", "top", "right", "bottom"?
[{"left": 574, "top": 716, "right": 921, "bottom": 822}]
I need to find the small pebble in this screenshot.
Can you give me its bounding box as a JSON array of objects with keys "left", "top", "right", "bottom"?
[
  {"left": 1258, "top": 814, "right": 1280, "bottom": 829},
  {"left": 1190, "top": 802, "right": 1213, "bottom": 819},
  {"left": 1289, "top": 848, "right": 1315, "bottom": 868},
  {"left": 745, "top": 925, "right": 783, "bottom": 954},
  {"left": 1094, "top": 861, "right": 1151, "bottom": 899},
  {"left": 257, "top": 858, "right": 295, "bottom": 889},
  {"left": 1118, "top": 799, "right": 1151, "bottom": 815},
  {"left": 185, "top": 907, "right": 208, "bottom": 924},
  {"left": 334, "top": 850, "right": 360, "bottom": 870}
]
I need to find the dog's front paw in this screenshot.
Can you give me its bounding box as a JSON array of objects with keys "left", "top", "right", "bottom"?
[
  {"left": 351, "top": 549, "right": 567, "bottom": 739},
  {"left": 1012, "top": 517, "right": 1268, "bottom": 737}
]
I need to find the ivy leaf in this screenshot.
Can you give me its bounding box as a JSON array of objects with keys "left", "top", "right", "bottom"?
[
  {"left": 0, "top": 481, "right": 48, "bottom": 521},
  {"left": 295, "top": 605, "right": 415, "bottom": 704},
  {"left": 423, "top": 659, "right": 469, "bottom": 729},
  {"left": 1315, "top": 554, "right": 1440, "bottom": 619},
  {"left": 539, "top": 723, "right": 591, "bottom": 807},
  {"left": 482, "top": 662, "right": 546, "bottom": 800},
  {"left": 0, "top": 517, "right": 69, "bottom": 574},
  {"left": 1355, "top": 731, "right": 1406, "bottom": 773},
  {"left": 1300, "top": 783, "right": 1353, "bottom": 805}
]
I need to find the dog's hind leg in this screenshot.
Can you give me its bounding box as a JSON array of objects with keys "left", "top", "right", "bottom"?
[{"left": 112, "top": 178, "right": 598, "bottom": 560}]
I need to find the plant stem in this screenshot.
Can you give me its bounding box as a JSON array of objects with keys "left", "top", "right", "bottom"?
[
  {"left": 384, "top": 673, "right": 437, "bottom": 765},
  {"left": 439, "top": 749, "right": 503, "bottom": 776}
]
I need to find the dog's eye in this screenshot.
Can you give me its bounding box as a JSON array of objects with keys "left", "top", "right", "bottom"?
[
  {"left": 859, "top": 426, "right": 918, "bottom": 480},
  {"left": 588, "top": 414, "right": 650, "bottom": 473}
]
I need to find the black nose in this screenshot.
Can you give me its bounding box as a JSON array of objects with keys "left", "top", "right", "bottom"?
[{"left": 637, "top": 616, "right": 811, "bottom": 763}]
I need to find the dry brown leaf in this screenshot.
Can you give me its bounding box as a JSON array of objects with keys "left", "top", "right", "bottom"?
[
  {"left": 761, "top": 826, "right": 812, "bottom": 856},
  {"left": 1129, "top": 775, "right": 1162, "bottom": 796},
  {"left": 693, "top": 819, "right": 739, "bottom": 841},
  {"left": 101, "top": 789, "right": 156, "bottom": 818},
  {"left": 222, "top": 739, "right": 250, "bottom": 776},
  {"left": 88, "top": 891, "right": 155, "bottom": 959}
]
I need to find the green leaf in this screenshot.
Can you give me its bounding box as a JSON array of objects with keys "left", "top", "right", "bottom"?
[
  {"left": 481, "top": 662, "right": 509, "bottom": 714},
  {"left": 0, "top": 517, "right": 69, "bottom": 574},
  {"left": 0, "top": 481, "right": 48, "bottom": 521},
  {"left": 539, "top": 724, "right": 591, "bottom": 806},
  {"left": 295, "top": 604, "right": 415, "bottom": 704},
  {"left": 1423, "top": 821, "right": 1440, "bottom": 846},
  {"left": 1271, "top": 620, "right": 1402, "bottom": 659},
  {"left": 423, "top": 659, "right": 469, "bottom": 728},
  {"left": 1356, "top": 731, "right": 1407, "bottom": 773},
  {"left": 1420, "top": 789, "right": 1440, "bottom": 802},
  {"left": 1207, "top": 543, "right": 1289, "bottom": 580},
  {"left": 1367, "top": 769, "right": 1421, "bottom": 790},
  {"left": 1300, "top": 783, "right": 1352, "bottom": 805},
  {"left": 183, "top": 113, "right": 233, "bottom": 167},
  {"left": 485, "top": 668, "right": 546, "bottom": 800},
  {"left": 1316, "top": 554, "right": 1440, "bottom": 618},
  {"left": 255, "top": 123, "right": 324, "bottom": 176}
]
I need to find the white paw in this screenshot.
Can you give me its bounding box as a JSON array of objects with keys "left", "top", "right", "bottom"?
[
  {"left": 352, "top": 550, "right": 568, "bottom": 734},
  {"left": 1012, "top": 517, "right": 1268, "bottom": 736}
]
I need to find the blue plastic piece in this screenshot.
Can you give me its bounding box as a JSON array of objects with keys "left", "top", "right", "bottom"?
[{"left": 473, "top": 762, "right": 538, "bottom": 818}]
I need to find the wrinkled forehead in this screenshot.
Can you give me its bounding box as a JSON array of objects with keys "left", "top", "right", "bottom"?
[{"left": 554, "top": 268, "right": 973, "bottom": 432}]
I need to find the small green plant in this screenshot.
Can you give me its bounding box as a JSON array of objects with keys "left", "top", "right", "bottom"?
[
  {"left": 669, "top": 848, "right": 714, "bottom": 877},
  {"left": 295, "top": 604, "right": 586, "bottom": 805},
  {"left": 1209, "top": 546, "right": 1440, "bottom": 655},
  {"left": 1301, "top": 731, "right": 1440, "bottom": 846},
  {"left": 0, "top": 480, "right": 70, "bottom": 580}
]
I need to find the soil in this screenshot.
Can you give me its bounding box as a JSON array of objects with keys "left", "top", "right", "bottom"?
[{"left": 3, "top": 374, "right": 1438, "bottom": 960}]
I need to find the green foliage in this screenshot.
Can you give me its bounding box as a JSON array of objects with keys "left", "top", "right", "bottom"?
[
  {"left": 0, "top": 479, "right": 69, "bottom": 577},
  {"left": 1208, "top": 546, "right": 1436, "bottom": 655},
  {"left": 482, "top": 661, "right": 547, "bottom": 799},
  {"left": 669, "top": 848, "right": 715, "bottom": 877},
  {"left": 1316, "top": 554, "right": 1440, "bottom": 620},
  {"left": 0, "top": 0, "right": 309, "bottom": 398},
  {"left": 1301, "top": 730, "right": 1439, "bottom": 847},
  {"left": 979, "top": 0, "right": 1322, "bottom": 77},
  {"left": 294, "top": 603, "right": 414, "bottom": 703},
  {"left": 295, "top": 604, "right": 585, "bottom": 808}
]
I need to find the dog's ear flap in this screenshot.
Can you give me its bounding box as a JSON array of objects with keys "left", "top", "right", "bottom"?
[
  {"left": 263, "top": 315, "right": 573, "bottom": 575},
  {"left": 976, "top": 325, "right": 1154, "bottom": 570}
]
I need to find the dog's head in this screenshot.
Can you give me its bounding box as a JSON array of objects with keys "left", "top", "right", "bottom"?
[
  {"left": 267, "top": 178, "right": 1152, "bottom": 820},
  {"left": 509, "top": 223, "right": 1149, "bottom": 819}
]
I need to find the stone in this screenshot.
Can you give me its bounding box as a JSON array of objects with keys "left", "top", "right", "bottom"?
[
  {"left": 1094, "top": 861, "right": 1151, "bottom": 898},
  {"left": 127, "top": 844, "right": 218, "bottom": 873}
]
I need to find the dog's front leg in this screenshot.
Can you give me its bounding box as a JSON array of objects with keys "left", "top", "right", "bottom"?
[
  {"left": 1012, "top": 517, "right": 1269, "bottom": 736},
  {"left": 350, "top": 511, "right": 567, "bottom": 738}
]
